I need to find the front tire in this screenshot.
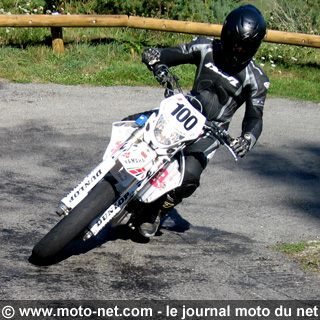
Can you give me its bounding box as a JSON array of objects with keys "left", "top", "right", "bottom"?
[{"left": 32, "top": 179, "right": 116, "bottom": 261}]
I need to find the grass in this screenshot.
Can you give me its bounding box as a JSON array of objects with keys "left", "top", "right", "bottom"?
[
  {"left": 0, "top": 27, "right": 319, "bottom": 103},
  {"left": 265, "top": 69, "right": 320, "bottom": 101},
  {"left": 274, "top": 242, "right": 320, "bottom": 273}
]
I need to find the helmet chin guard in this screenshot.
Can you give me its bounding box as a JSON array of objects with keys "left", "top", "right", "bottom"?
[{"left": 221, "top": 5, "right": 266, "bottom": 68}]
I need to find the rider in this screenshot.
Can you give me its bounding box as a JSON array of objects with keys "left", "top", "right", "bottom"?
[{"left": 134, "top": 4, "right": 270, "bottom": 238}]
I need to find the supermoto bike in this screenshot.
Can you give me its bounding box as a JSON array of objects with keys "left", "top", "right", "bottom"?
[{"left": 32, "top": 64, "right": 238, "bottom": 262}]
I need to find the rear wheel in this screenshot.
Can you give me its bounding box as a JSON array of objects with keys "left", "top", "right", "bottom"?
[{"left": 32, "top": 179, "right": 116, "bottom": 261}]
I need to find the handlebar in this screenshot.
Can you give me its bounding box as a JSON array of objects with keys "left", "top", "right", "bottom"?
[
  {"left": 204, "top": 120, "right": 239, "bottom": 161},
  {"left": 153, "top": 64, "right": 183, "bottom": 98}
]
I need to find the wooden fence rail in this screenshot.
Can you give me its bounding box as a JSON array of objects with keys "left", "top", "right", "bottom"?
[{"left": 0, "top": 14, "right": 319, "bottom": 54}]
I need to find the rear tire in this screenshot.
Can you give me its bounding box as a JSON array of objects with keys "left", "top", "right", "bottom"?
[{"left": 32, "top": 179, "right": 116, "bottom": 261}]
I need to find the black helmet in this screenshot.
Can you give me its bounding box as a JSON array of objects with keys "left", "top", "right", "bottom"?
[{"left": 221, "top": 5, "right": 266, "bottom": 68}]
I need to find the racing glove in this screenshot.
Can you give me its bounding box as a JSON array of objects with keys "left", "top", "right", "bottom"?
[
  {"left": 142, "top": 48, "right": 161, "bottom": 70},
  {"left": 230, "top": 134, "right": 251, "bottom": 158}
]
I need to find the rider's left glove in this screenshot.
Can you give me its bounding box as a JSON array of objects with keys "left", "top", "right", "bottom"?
[
  {"left": 142, "top": 48, "right": 161, "bottom": 70},
  {"left": 230, "top": 134, "right": 251, "bottom": 158}
]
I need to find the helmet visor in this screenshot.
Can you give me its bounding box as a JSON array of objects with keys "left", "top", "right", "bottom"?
[{"left": 222, "top": 36, "right": 259, "bottom": 67}]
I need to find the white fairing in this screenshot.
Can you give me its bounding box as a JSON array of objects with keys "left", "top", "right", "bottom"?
[
  {"left": 60, "top": 93, "right": 206, "bottom": 236},
  {"left": 144, "top": 94, "right": 206, "bottom": 150},
  {"left": 118, "top": 142, "right": 157, "bottom": 181},
  {"left": 136, "top": 158, "right": 183, "bottom": 203},
  {"left": 103, "top": 121, "right": 137, "bottom": 160}
]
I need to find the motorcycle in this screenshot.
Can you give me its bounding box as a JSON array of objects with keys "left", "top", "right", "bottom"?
[{"left": 32, "top": 64, "right": 238, "bottom": 262}]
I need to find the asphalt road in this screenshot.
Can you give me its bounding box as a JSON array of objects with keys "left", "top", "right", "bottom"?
[{"left": 0, "top": 81, "right": 319, "bottom": 301}]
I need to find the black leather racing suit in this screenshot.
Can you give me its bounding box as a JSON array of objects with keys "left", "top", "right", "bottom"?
[
  {"left": 138, "top": 36, "right": 270, "bottom": 202},
  {"left": 159, "top": 36, "right": 270, "bottom": 146}
]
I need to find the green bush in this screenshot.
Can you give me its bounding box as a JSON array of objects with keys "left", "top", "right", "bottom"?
[
  {"left": 0, "top": 0, "right": 46, "bottom": 13},
  {"left": 1, "top": 1, "right": 319, "bottom": 35},
  {"left": 165, "top": 0, "right": 240, "bottom": 24},
  {"left": 41, "top": 0, "right": 320, "bottom": 34},
  {"left": 266, "top": 0, "right": 320, "bottom": 34},
  {"left": 91, "top": 0, "right": 240, "bottom": 23}
]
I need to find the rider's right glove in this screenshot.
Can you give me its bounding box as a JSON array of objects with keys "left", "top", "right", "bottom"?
[
  {"left": 230, "top": 134, "right": 251, "bottom": 158},
  {"left": 142, "top": 48, "right": 161, "bottom": 70}
]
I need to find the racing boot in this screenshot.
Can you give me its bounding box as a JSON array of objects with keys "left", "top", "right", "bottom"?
[{"left": 138, "top": 193, "right": 182, "bottom": 238}]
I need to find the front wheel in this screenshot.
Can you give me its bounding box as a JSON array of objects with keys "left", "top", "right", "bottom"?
[{"left": 32, "top": 179, "right": 116, "bottom": 261}]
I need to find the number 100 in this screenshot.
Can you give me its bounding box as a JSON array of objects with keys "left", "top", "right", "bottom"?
[{"left": 171, "top": 103, "right": 198, "bottom": 130}]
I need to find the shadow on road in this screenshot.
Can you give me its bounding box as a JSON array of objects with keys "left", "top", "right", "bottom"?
[
  {"left": 28, "top": 209, "right": 191, "bottom": 266},
  {"left": 244, "top": 142, "right": 320, "bottom": 220}
]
